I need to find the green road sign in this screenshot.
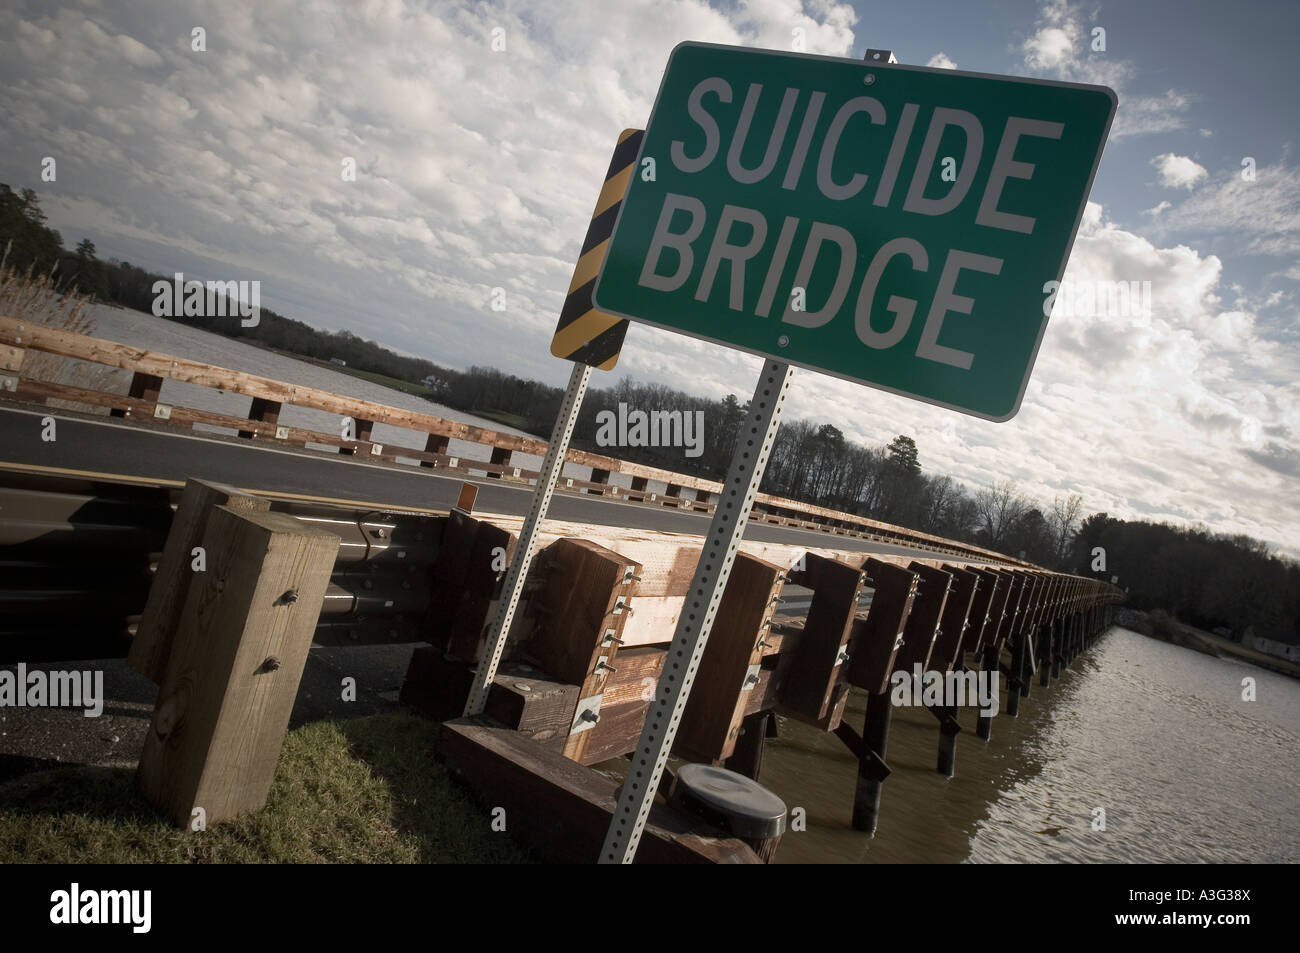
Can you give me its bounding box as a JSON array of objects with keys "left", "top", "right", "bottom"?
[{"left": 592, "top": 42, "right": 1116, "bottom": 421}]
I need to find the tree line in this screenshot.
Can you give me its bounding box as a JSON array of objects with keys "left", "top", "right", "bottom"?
[
  {"left": 4, "top": 184, "right": 1294, "bottom": 644},
  {"left": 1072, "top": 515, "right": 1298, "bottom": 643},
  {"left": 1, "top": 184, "right": 457, "bottom": 386}
]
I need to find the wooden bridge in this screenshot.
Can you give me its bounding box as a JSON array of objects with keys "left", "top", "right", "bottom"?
[{"left": 0, "top": 315, "right": 1122, "bottom": 863}]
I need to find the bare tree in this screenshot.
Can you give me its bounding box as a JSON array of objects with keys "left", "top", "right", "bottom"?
[
  {"left": 974, "top": 479, "right": 1030, "bottom": 550},
  {"left": 1050, "top": 493, "right": 1084, "bottom": 568},
  {"left": 920, "top": 474, "right": 957, "bottom": 534}
]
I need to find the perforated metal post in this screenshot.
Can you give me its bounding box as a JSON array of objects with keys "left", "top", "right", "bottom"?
[
  {"left": 599, "top": 359, "right": 794, "bottom": 864},
  {"left": 463, "top": 360, "right": 591, "bottom": 716}
]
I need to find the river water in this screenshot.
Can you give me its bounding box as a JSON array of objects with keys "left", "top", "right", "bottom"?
[
  {"left": 761, "top": 626, "right": 1299, "bottom": 863},
  {"left": 45, "top": 308, "right": 1300, "bottom": 864}
]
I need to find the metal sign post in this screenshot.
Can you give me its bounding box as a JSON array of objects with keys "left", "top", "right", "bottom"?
[
  {"left": 466, "top": 128, "right": 644, "bottom": 716},
  {"left": 463, "top": 359, "right": 591, "bottom": 716},
  {"left": 599, "top": 358, "right": 794, "bottom": 863}
]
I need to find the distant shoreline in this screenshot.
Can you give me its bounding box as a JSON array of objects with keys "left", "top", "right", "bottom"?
[{"left": 1114, "top": 607, "right": 1300, "bottom": 679}]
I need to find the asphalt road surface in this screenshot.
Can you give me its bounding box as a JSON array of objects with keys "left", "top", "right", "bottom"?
[
  {"left": 0, "top": 403, "right": 953, "bottom": 561},
  {"left": 0, "top": 401, "right": 947, "bottom": 778}
]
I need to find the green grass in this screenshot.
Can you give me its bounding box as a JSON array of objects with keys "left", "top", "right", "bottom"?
[
  {"left": 471, "top": 409, "right": 531, "bottom": 430},
  {"left": 329, "top": 365, "right": 434, "bottom": 396},
  {"left": 0, "top": 713, "right": 534, "bottom": 864}
]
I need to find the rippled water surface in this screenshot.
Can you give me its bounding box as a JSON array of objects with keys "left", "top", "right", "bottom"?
[{"left": 759, "top": 627, "right": 1299, "bottom": 863}]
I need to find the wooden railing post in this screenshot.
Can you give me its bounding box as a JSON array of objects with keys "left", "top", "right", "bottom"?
[
  {"left": 110, "top": 371, "right": 165, "bottom": 419},
  {"left": 0, "top": 344, "right": 21, "bottom": 394},
  {"left": 893, "top": 563, "right": 953, "bottom": 675},
  {"left": 587, "top": 467, "right": 611, "bottom": 494},
  {"left": 238, "top": 397, "right": 283, "bottom": 439},
  {"left": 340, "top": 417, "right": 374, "bottom": 455},
  {"left": 420, "top": 433, "right": 450, "bottom": 468},
  {"left": 136, "top": 504, "right": 339, "bottom": 827},
  {"left": 781, "top": 554, "right": 863, "bottom": 729},
  {"left": 487, "top": 445, "right": 512, "bottom": 479}
]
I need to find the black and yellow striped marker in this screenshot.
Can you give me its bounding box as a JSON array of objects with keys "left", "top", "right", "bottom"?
[{"left": 550, "top": 128, "right": 643, "bottom": 370}]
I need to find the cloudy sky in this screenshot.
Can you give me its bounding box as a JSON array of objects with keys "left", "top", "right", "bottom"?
[{"left": 1, "top": 0, "right": 1297, "bottom": 557}]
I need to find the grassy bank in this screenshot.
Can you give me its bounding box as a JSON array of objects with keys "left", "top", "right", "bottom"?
[
  {"left": 274, "top": 357, "right": 539, "bottom": 434},
  {"left": 326, "top": 363, "right": 435, "bottom": 396},
  {"left": 1136, "top": 609, "right": 1300, "bottom": 678},
  {"left": 0, "top": 713, "right": 533, "bottom": 864},
  {"left": 470, "top": 408, "right": 532, "bottom": 431}
]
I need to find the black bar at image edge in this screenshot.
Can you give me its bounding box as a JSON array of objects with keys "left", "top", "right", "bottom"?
[{"left": 0, "top": 864, "right": 1275, "bottom": 938}]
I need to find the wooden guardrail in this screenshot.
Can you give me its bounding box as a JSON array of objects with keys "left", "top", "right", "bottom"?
[
  {"left": 0, "top": 315, "right": 1032, "bottom": 567},
  {"left": 402, "top": 509, "right": 1122, "bottom": 769},
  {"left": 0, "top": 469, "right": 444, "bottom": 664},
  {"left": 0, "top": 463, "right": 1121, "bottom": 848},
  {"left": 404, "top": 507, "right": 1122, "bottom": 845}
]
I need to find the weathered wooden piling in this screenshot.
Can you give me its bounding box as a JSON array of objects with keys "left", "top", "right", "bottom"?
[
  {"left": 136, "top": 503, "right": 339, "bottom": 827},
  {"left": 837, "top": 559, "right": 920, "bottom": 833},
  {"left": 929, "top": 565, "right": 978, "bottom": 776},
  {"left": 934, "top": 705, "right": 960, "bottom": 777},
  {"left": 524, "top": 538, "right": 642, "bottom": 764},
  {"left": 780, "top": 553, "right": 863, "bottom": 730},
  {"left": 677, "top": 554, "right": 785, "bottom": 763},
  {"left": 1007, "top": 629, "right": 1026, "bottom": 717}
]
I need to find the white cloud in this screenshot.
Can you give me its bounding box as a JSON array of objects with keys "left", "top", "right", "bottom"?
[
  {"left": 0, "top": 0, "right": 853, "bottom": 364},
  {"left": 926, "top": 52, "right": 957, "bottom": 69},
  {"left": 1151, "top": 153, "right": 1208, "bottom": 190},
  {"left": 1023, "top": 24, "right": 1075, "bottom": 73},
  {"left": 1019, "top": 0, "right": 1191, "bottom": 139},
  {"left": 1148, "top": 160, "right": 1300, "bottom": 259},
  {"left": 1145, "top": 200, "right": 1172, "bottom": 217}
]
